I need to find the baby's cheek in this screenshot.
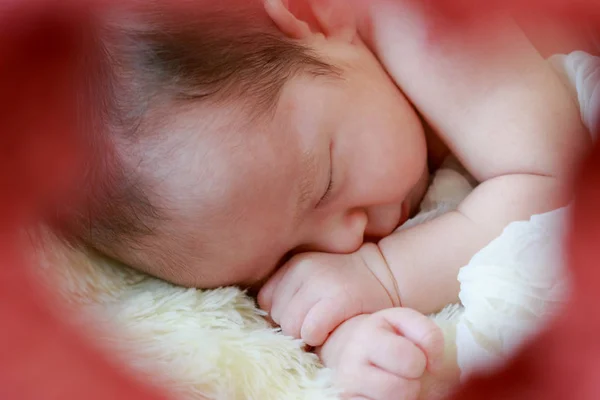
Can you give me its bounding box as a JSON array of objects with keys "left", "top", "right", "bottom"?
[
  {"left": 246, "top": 270, "right": 277, "bottom": 296},
  {"left": 224, "top": 251, "right": 284, "bottom": 290}
]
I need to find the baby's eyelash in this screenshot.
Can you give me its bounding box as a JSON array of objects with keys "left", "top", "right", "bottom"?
[
  {"left": 316, "top": 143, "right": 335, "bottom": 207},
  {"left": 318, "top": 172, "right": 335, "bottom": 206}
]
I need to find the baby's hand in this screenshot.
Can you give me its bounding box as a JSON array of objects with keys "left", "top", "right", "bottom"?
[
  {"left": 319, "top": 308, "right": 444, "bottom": 400},
  {"left": 258, "top": 243, "right": 400, "bottom": 346}
]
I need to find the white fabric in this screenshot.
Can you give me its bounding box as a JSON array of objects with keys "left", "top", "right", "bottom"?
[{"left": 456, "top": 208, "right": 571, "bottom": 379}]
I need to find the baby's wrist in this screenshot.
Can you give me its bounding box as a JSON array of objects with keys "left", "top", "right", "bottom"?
[{"left": 357, "top": 243, "right": 402, "bottom": 307}]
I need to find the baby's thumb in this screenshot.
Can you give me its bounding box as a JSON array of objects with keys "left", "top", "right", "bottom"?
[
  {"left": 379, "top": 308, "right": 446, "bottom": 375},
  {"left": 257, "top": 270, "right": 286, "bottom": 313},
  {"left": 301, "top": 298, "right": 355, "bottom": 347},
  {"left": 257, "top": 282, "right": 275, "bottom": 314}
]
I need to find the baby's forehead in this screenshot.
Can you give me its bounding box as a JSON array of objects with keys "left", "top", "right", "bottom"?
[{"left": 151, "top": 103, "right": 303, "bottom": 205}]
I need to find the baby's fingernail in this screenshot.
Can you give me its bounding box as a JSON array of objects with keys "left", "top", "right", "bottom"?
[
  {"left": 301, "top": 322, "right": 314, "bottom": 341},
  {"left": 301, "top": 321, "right": 322, "bottom": 347}
]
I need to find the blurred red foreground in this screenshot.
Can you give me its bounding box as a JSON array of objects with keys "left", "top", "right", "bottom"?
[{"left": 2, "top": 0, "right": 600, "bottom": 399}]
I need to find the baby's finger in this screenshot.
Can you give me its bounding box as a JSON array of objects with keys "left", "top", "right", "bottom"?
[
  {"left": 278, "top": 285, "right": 320, "bottom": 340},
  {"left": 366, "top": 329, "right": 427, "bottom": 379},
  {"left": 257, "top": 261, "right": 293, "bottom": 313},
  {"left": 377, "top": 308, "right": 445, "bottom": 374},
  {"left": 269, "top": 276, "right": 303, "bottom": 325},
  {"left": 339, "top": 364, "right": 420, "bottom": 400},
  {"left": 300, "top": 297, "right": 347, "bottom": 346}
]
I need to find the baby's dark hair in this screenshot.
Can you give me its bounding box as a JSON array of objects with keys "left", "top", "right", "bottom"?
[{"left": 60, "top": 0, "right": 336, "bottom": 268}]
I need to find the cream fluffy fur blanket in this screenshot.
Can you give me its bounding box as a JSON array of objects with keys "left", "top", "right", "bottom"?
[{"left": 31, "top": 51, "right": 597, "bottom": 400}]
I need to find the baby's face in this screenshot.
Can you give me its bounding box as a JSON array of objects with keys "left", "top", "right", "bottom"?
[{"left": 139, "top": 37, "right": 428, "bottom": 288}]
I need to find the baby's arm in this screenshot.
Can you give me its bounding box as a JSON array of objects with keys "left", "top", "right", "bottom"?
[{"left": 354, "top": 0, "right": 591, "bottom": 313}]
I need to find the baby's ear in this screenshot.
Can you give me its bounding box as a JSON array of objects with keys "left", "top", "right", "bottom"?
[
  {"left": 305, "top": 0, "right": 356, "bottom": 42},
  {"left": 264, "top": 0, "right": 356, "bottom": 42},
  {"left": 264, "top": 0, "right": 313, "bottom": 39}
]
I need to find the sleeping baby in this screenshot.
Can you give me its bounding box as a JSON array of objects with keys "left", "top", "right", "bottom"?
[{"left": 59, "top": 0, "right": 590, "bottom": 399}]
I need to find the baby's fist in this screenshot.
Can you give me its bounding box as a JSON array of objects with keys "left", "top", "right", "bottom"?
[
  {"left": 320, "top": 308, "right": 445, "bottom": 400},
  {"left": 258, "top": 243, "right": 400, "bottom": 346}
]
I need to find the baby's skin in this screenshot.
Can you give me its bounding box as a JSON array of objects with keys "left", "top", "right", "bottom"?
[{"left": 258, "top": 0, "right": 590, "bottom": 398}]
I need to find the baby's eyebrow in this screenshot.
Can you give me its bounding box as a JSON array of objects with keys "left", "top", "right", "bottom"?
[{"left": 294, "top": 150, "right": 319, "bottom": 223}]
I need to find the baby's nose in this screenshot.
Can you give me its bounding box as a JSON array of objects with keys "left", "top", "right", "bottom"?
[{"left": 305, "top": 209, "right": 368, "bottom": 254}]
